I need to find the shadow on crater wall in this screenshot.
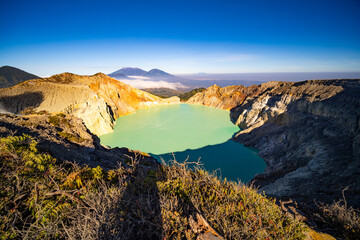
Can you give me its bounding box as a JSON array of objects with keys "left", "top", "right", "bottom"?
[
  {"left": 229, "top": 79, "right": 360, "bottom": 208},
  {"left": 0, "top": 91, "right": 44, "bottom": 113}
]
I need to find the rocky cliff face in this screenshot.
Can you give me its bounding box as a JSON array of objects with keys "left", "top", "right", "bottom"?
[
  {"left": 0, "top": 73, "right": 179, "bottom": 135},
  {"left": 186, "top": 82, "right": 281, "bottom": 110},
  {"left": 189, "top": 80, "right": 360, "bottom": 208},
  {"left": 187, "top": 84, "right": 247, "bottom": 110}
]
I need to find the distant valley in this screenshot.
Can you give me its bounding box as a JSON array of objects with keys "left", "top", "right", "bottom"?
[{"left": 108, "top": 67, "right": 269, "bottom": 90}]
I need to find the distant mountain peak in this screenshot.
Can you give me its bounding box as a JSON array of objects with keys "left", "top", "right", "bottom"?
[
  {"left": 122, "top": 67, "right": 143, "bottom": 70},
  {"left": 145, "top": 69, "right": 172, "bottom": 77},
  {"left": 0, "top": 66, "right": 40, "bottom": 88},
  {"left": 109, "top": 67, "right": 147, "bottom": 77}
]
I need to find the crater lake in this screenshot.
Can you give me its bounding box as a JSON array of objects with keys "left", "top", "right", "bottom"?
[{"left": 100, "top": 103, "right": 265, "bottom": 182}]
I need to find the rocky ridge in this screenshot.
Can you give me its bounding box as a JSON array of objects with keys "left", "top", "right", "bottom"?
[
  {"left": 0, "top": 113, "right": 157, "bottom": 170},
  {"left": 188, "top": 80, "right": 360, "bottom": 209},
  {"left": 186, "top": 83, "right": 281, "bottom": 110},
  {"left": 0, "top": 72, "right": 179, "bottom": 135}
]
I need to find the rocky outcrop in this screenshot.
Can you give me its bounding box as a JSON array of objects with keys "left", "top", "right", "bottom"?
[
  {"left": 0, "top": 113, "right": 158, "bottom": 170},
  {"left": 0, "top": 72, "right": 180, "bottom": 135},
  {"left": 186, "top": 82, "right": 280, "bottom": 110},
  {"left": 187, "top": 84, "right": 247, "bottom": 110},
  {"left": 189, "top": 80, "right": 360, "bottom": 209}
]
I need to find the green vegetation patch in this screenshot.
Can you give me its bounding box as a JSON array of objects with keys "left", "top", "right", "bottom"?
[
  {"left": 48, "top": 113, "right": 70, "bottom": 127},
  {"left": 179, "top": 88, "right": 206, "bottom": 101},
  {"left": 58, "top": 131, "right": 85, "bottom": 143},
  {"left": 143, "top": 88, "right": 185, "bottom": 98},
  {"left": 21, "top": 107, "right": 49, "bottom": 115}
]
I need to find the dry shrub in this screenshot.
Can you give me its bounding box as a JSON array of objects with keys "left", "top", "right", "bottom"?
[{"left": 317, "top": 188, "right": 360, "bottom": 240}]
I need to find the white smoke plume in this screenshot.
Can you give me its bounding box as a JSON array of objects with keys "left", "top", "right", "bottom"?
[{"left": 121, "top": 79, "right": 187, "bottom": 90}]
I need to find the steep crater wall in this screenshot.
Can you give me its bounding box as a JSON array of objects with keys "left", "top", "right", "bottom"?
[{"left": 188, "top": 80, "right": 360, "bottom": 208}]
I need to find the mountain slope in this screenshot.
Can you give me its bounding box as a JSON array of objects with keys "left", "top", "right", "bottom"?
[
  {"left": 109, "top": 67, "right": 147, "bottom": 76},
  {"left": 187, "top": 80, "right": 360, "bottom": 210},
  {"left": 107, "top": 71, "right": 129, "bottom": 79},
  {"left": 144, "top": 68, "right": 173, "bottom": 78},
  {"left": 0, "top": 72, "right": 179, "bottom": 135},
  {"left": 142, "top": 88, "right": 185, "bottom": 98},
  {"left": 0, "top": 66, "right": 40, "bottom": 88}
]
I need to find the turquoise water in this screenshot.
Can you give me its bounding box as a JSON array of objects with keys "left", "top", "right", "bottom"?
[{"left": 100, "top": 104, "right": 265, "bottom": 182}]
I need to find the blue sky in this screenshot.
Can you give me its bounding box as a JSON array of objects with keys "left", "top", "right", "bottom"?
[{"left": 0, "top": 0, "right": 359, "bottom": 76}]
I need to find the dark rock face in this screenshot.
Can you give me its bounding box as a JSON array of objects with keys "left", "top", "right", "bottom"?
[
  {"left": 0, "top": 113, "right": 158, "bottom": 171},
  {"left": 229, "top": 80, "right": 360, "bottom": 208}
]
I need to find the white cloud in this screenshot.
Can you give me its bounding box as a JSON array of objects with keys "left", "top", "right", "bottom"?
[
  {"left": 121, "top": 79, "right": 187, "bottom": 90},
  {"left": 128, "top": 75, "right": 151, "bottom": 80}
]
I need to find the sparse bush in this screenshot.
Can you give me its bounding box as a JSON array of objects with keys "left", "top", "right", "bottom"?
[
  {"left": 37, "top": 110, "right": 49, "bottom": 115},
  {"left": 20, "top": 107, "right": 37, "bottom": 115},
  {"left": 48, "top": 115, "right": 61, "bottom": 126},
  {"left": 48, "top": 114, "right": 71, "bottom": 128},
  {"left": 179, "top": 88, "right": 206, "bottom": 101},
  {"left": 20, "top": 107, "right": 49, "bottom": 115},
  {"left": 58, "top": 131, "right": 85, "bottom": 143}
]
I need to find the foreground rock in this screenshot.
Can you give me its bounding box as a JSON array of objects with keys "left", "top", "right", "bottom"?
[
  {"left": 0, "top": 72, "right": 180, "bottom": 135},
  {"left": 189, "top": 80, "right": 360, "bottom": 209}
]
